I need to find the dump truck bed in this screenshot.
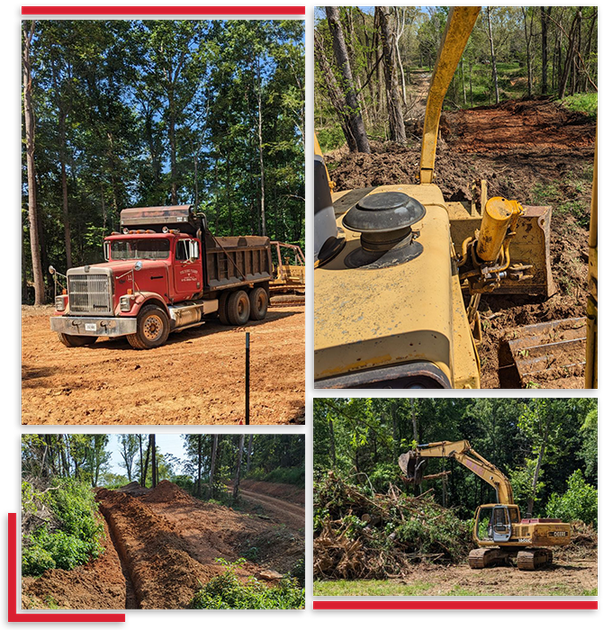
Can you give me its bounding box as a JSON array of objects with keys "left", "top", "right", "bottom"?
[{"left": 204, "top": 234, "right": 272, "bottom": 290}]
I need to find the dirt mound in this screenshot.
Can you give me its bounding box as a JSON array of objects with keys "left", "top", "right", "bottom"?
[
  {"left": 443, "top": 97, "right": 595, "bottom": 152},
  {"left": 143, "top": 480, "right": 194, "bottom": 504}
]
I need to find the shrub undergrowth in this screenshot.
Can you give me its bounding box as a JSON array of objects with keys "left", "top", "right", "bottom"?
[
  {"left": 190, "top": 559, "right": 304, "bottom": 609},
  {"left": 21, "top": 478, "right": 104, "bottom": 576}
]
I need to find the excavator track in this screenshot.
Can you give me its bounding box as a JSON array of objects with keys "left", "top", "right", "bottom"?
[
  {"left": 468, "top": 547, "right": 510, "bottom": 569},
  {"left": 469, "top": 547, "right": 554, "bottom": 570},
  {"left": 516, "top": 548, "right": 553, "bottom": 571}
]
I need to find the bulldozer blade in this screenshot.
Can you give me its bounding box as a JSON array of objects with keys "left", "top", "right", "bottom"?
[
  {"left": 504, "top": 317, "right": 587, "bottom": 387},
  {"left": 449, "top": 205, "right": 554, "bottom": 297}
]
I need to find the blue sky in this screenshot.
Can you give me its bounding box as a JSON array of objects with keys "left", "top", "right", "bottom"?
[{"left": 106, "top": 433, "right": 188, "bottom": 475}]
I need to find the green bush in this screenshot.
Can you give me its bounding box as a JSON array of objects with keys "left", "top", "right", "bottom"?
[
  {"left": 190, "top": 559, "right": 304, "bottom": 609},
  {"left": 248, "top": 466, "right": 304, "bottom": 487},
  {"left": 562, "top": 93, "right": 598, "bottom": 118},
  {"left": 546, "top": 470, "right": 598, "bottom": 527},
  {"left": 21, "top": 478, "right": 104, "bottom": 577}
]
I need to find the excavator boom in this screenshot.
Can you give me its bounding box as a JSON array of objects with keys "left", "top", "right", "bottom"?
[
  {"left": 399, "top": 440, "right": 514, "bottom": 504},
  {"left": 420, "top": 7, "right": 481, "bottom": 184}
]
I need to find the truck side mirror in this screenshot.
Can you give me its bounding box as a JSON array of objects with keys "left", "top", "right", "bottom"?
[
  {"left": 103, "top": 242, "right": 110, "bottom": 262},
  {"left": 49, "top": 265, "right": 56, "bottom": 275}
]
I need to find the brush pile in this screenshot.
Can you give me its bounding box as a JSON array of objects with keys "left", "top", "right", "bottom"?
[{"left": 313, "top": 472, "right": 473, "bottom": 579}]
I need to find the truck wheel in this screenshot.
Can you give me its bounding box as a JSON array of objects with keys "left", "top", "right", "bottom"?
[
  {"left": 249, "top": 286, "right": 268, "bottom": 320},
  {"left": 226, "top": 290, "right": 251, "bottom": 326},
  {"left": 57, "top": 333, "right": 98, "bottom": 347},
  {"left": 218, "top": 291, "right": 230, "bottom": 325},
  {"left": 127, "top": 305, "right": 170, "bottom": 349}
]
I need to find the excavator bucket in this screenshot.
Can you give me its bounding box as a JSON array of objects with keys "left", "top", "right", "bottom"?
[
  {"left": 500, "top": 317, "right": 587, "bottom": 387},
  {"left": 398, "top": 451, "right": 425, "bottom": 485}
]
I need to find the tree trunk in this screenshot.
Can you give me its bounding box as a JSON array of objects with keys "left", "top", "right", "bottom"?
[
  {"left": 541, "top": 7, "right": 552, "bottom": 94},
  {"left": 315, "top": 31, "right": 358, "bottom": 151},
  {"left": 486, "top": 8, "right": 500, "bottom": 104},
  {"left": 197, "top": 436, "right": 202, "bottom": 496},
  {"left": 377, "top": 7, "right": 406, "bottom": 144},
  {"left": 246, "top": 434, "right": 253, "bottom": 473},
  {"left": 256, "top": 55, "right": 266, "bottom": 236},
  {"left": 329, "top": 418, "right": 336, "bottom": 466},
  {"left": 326, "top": 6, "right": 371, "bottom": 153},
  {"left": 150, "top": 434, "right": 157, "bottom": 488},
  {"left": 522, "top": 8, "right": 534, "bottom": 97},
  {"left": 527, "top": 423, "right": 549, "bottom": 517},
  {"left": 558, "top": 10, "right": 580, "bottom": 100},
  {"left": 207, "top": 434, "right": 218, "bottom": 499},
  {"left": 23, "top": 21, "right": 45, "bottom": 305},
  {"left": 232, "top": 434, "right": 245, "bottom": 500},
  {"left": 167, "top": 89, "right": 177, "bottom": 205}
]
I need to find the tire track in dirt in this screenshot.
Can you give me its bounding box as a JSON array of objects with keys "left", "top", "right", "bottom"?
[{"left": 238, "top": 488, "right": 305, "bottom": 530}]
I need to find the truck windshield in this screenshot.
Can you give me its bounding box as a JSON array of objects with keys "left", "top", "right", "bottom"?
[{"left": 110, "top": 239, "right": 170, "bottom": 261}]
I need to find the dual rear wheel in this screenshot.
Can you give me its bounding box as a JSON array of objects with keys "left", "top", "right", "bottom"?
[{"left": 219, "top": 286, "right": 269, "bottom": 326}]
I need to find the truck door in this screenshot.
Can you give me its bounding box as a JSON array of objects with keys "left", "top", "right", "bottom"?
[{"left": 173, "top": 238, "right": 203, "bottom": 299}]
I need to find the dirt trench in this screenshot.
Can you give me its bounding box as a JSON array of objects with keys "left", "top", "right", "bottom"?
[{"left": 22, "top": 480, "right": 305, "bottom": 610}]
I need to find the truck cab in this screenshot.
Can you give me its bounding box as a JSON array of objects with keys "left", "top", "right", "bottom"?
[{"left": 50, "top": 205, "right": 272, "bottom": 349}]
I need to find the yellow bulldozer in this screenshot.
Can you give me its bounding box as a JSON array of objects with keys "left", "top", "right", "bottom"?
[
  {"left": 399, "top": 440, "right": 572, "bottom": 570},
  {"left": 314, "top": 7, "right": 597, "bottom": 389}
]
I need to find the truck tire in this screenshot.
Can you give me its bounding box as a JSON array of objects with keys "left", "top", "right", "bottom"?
[
  {"left": 218, "top": 291, "right": 230, "bottom": 325},
  {"left": 127, "top": 305, "right": 170, "bottom": 349},
  {"left": 57, "top": 333, "right": 98, "bottom": 347},
  {"left": 249, "top": 286, "right": 268, "bottom": 320},
  {"left": 226, "top": 290, "right": 251, "bottom": 326}
]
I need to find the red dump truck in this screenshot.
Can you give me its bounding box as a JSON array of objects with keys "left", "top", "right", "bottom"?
[{"left": 50, "top": 205, "right": 272, "bottom": 349}]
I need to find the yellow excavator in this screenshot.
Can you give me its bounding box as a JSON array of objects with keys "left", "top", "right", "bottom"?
[
  {"left": 314, "top": 6, "right": 597, "bottom": 389},
  {"left": 399, "top": 440, "right": 572, "bottom": 570}
]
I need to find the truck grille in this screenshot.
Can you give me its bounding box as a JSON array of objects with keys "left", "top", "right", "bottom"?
[{"left": 68, "top": 274, "right": 113, "bottom": 315}]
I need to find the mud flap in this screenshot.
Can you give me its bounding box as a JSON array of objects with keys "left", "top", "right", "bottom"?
[{"left": 503, "top": 317, "right": 587, "bottom": 386}]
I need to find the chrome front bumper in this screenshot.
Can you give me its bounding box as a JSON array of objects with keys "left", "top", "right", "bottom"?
[{"left": 50, "top": 316, "right": 137, "bottom": 337}]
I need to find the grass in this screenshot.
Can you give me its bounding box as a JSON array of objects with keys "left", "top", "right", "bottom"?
[
  {"left": 562, "top": 93, "right": 598, "bottom": 118},
  {"left": 314, "top": 580, "right": 597, "bottom": 598}
]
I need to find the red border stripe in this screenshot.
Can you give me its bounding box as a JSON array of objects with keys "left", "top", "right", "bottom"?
[
  {"left": 8, "top": 513, "right": 125, "bottom": 622},
  {"left": 21, "top": 4, "right": 306, "bottom": 17},
  {"left": 314, "top": 600, "right": 598, "bottom": 610}
]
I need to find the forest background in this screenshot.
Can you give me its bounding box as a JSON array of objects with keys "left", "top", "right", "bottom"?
[
  {"left": 314, "top": 398, "right": 598, "bottom": 525},
  {"left": 22, "top": 19, "right": 305, "bottom": 305},
  {"left": 315, "top": 6, "right": 597, "bottom": 152}
]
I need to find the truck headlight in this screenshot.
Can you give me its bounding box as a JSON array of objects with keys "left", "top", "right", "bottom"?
[
  {"left": 119, "top": 295, "right": 134, "bottom": 312},
  {"left": 55, "top": 295, "right": 68, "bottom": 312}
]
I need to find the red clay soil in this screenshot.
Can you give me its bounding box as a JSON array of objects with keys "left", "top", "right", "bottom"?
[
  {"left": 21, "top": 305, "right": 304, "bottom": 425},
  {"left": 238, "top": 479, "right": 305, "bottom": 506},
  {"left": 442, "top": 97, "right": 595, "bottom": 153},
  {"left": 22, "top": 481, "right": 305, "bottom": 610},
  {"left": 326, "top": 98, "right": 595, "bottom": 389}
]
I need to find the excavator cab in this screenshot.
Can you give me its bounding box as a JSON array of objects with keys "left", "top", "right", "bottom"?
[{"left": 474, "top": 504, "right": 519, "bottom": 543}]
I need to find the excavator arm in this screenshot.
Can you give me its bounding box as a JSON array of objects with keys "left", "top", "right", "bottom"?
[
  {"left": 420, "top": 7, "right": 481, "bottom": 184},
  {"left": 399, "top": 440, "right": 514, "bottom": 504}
]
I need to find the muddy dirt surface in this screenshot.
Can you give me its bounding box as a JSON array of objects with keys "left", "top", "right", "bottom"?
[
  {"left": 314, "top": 532, "right": 597, "bottom": 597},
  {"left": 357, "top": 557, "right": 597, "bottom": 597},
  {"left": 22, "top": 305, "right": 304, "bottom": 425},
  {"left": 22, "top": 481, "right": 304, "bottom": 610},
  {"left": 325, "top": 98, "right": 594, "bottom": 389}
]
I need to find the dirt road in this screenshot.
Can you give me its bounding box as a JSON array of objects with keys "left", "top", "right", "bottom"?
[
  {"left": 22, "top": 305, "right": 304, "bottom": 425},
  {"left": 22, "top": 480, "right": 305, "bottom": 609}
]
